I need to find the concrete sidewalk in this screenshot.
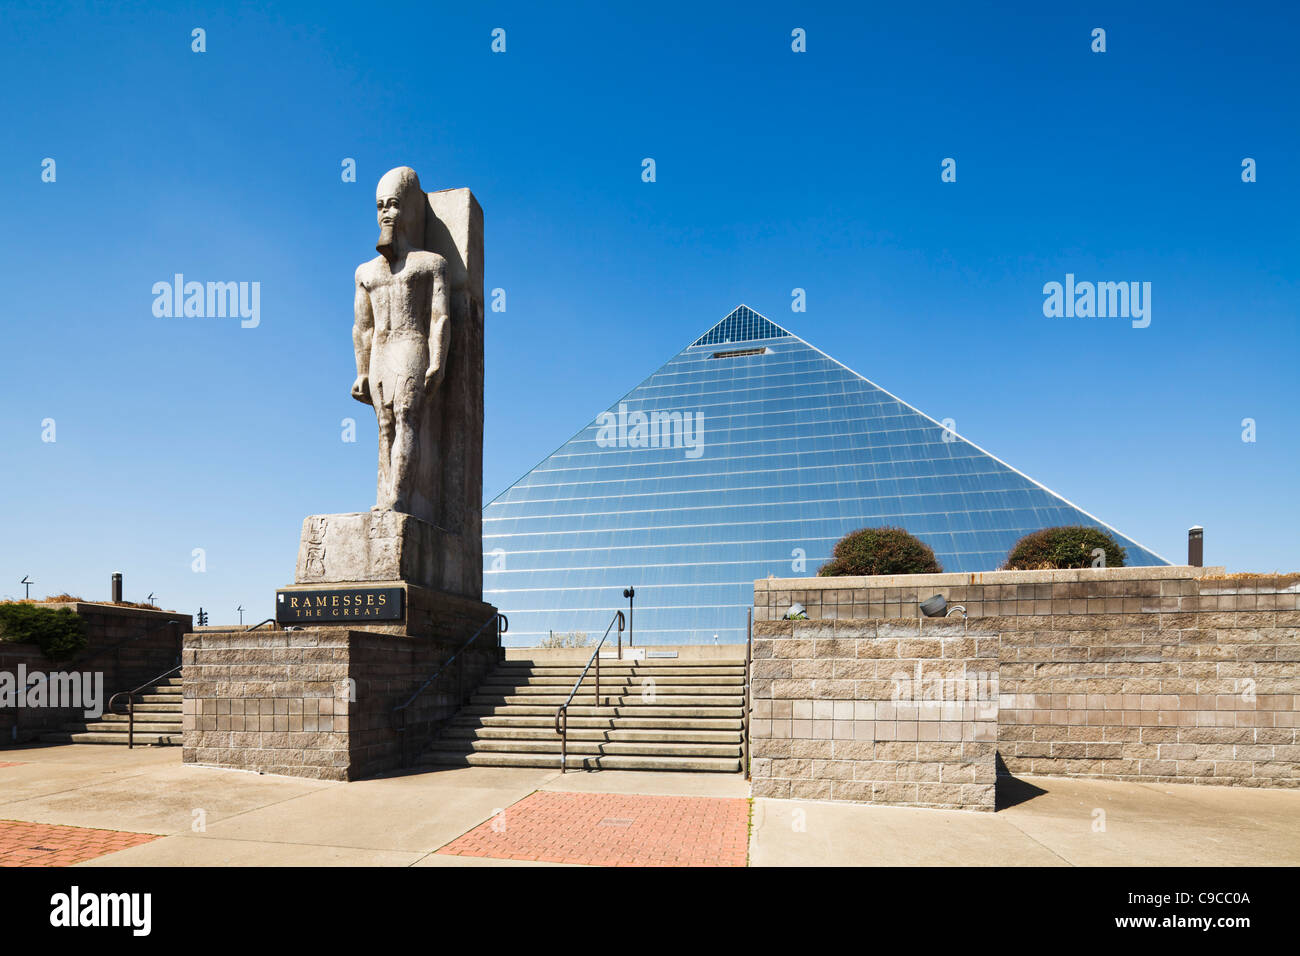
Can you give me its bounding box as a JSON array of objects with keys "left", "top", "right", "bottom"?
[
  {"left": 749, "top": 775, "right": 1300, "bottom": 866},
  {"left": 1, "top": 745, "right": 1296, "bottom": 866}
]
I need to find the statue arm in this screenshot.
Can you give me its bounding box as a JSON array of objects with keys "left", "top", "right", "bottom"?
[
  {"left": 351, "top": 270, "right": 374, "bottom": 405},
  {"left": 425, "top": 260, "right": 451, "bottom": 391}
]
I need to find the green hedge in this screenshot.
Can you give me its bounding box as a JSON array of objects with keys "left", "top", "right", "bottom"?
[
  {"left": 0, "top": 603, "right": 89, "bottom": 661},
  {"left": 819, "top": 526, "right": 943, "bottom": 577},
  {"left": 1003, "top": 526, "right": 1127, "bottom": 570}
]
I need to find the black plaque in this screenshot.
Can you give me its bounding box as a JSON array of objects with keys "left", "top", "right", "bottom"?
[{"left": 276, "top": 587, "right": 404, "bottom": 624}]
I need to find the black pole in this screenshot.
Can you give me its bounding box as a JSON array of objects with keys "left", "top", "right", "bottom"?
[
  {"left": 623, "top": 586, "right": 635, "bottom": 648},
  {"left": 111, "top": 572, "right": 123, "bottom": 603},
  {"left": 1188, "top": 526, "right": 1204, "bottom": 567}
]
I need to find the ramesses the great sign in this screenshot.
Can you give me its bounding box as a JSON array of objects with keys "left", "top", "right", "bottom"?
[{"left": 275, "top": 587, "right": 404, "bottom": 623}]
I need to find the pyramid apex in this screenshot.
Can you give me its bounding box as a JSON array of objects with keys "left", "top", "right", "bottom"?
[{"left": 691, "top": 304, "right": 792, "bottom": 348}]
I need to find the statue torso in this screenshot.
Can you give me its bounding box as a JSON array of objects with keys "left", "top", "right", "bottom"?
[{"left": 358, "top": 250, "right": 445, "bottom": 339}]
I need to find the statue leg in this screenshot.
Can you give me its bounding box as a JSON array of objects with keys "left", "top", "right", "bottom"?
[
  {"left": 389, "top": 374, "right": 421, "bottom": 513},
  {"left": 374, "top": 381, "right": 396, "bottom": 510}
]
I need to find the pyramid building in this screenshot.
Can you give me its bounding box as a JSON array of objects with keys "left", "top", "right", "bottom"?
[{"left": 483, "top": 305, "right": 1167, "bottom": 646}]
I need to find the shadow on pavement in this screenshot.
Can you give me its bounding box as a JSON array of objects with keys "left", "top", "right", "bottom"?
[{"left": 995, "top": 754, "right": 1048, "bottom": 811}]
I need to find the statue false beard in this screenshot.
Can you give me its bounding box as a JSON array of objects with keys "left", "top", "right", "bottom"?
[{"left": 376, "top": 223, "right": 396, "bottom": 260}]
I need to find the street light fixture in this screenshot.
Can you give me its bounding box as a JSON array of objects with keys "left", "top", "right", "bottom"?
[{"left": 622, "top": 586, "right": 635, "bottom": 649}]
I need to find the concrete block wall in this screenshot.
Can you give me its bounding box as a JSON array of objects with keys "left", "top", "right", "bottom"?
[
  {"left": 754, "top": 565, "right": 1222, "bottom": 622},
  {"left": 751, "top": 619, "right": 999, "bottom": 811},
  {"left": 183, "top": 628, "right": 354, "bottom": 779},
  {"left": 2, "top": 602, "right": 190, "bottom": 744},
  {"left": 753, "top": 568, "right": 1300, "bottom": 796},
  {"left": 183, "top": 591, "right": 500, "bottom": 780}
]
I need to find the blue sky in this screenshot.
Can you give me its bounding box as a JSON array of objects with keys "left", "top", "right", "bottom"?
[{"left": 1, "top": 1, "right": 1295, "bottom": 620}]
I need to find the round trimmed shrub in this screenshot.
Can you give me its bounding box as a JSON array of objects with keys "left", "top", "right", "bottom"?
[
  {"left": 818, "top": 526, "right": 943, "bottom": 577},
  {"left": 1002, "top": 525, "right": 1127, "bottom": 570},
  {"left": 0, "top": 602, "right": 89, "bottom": 661}
]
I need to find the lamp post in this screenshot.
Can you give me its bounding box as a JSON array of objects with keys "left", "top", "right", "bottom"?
[
  {"left": 622, "top": 586, "right": 635, "bottom": 653},
  {"left": 237, "top": 605, "right": 245, "bottom": 626},
  {"left": 20, "top": 576, "right": 31, "bottom": 600}
]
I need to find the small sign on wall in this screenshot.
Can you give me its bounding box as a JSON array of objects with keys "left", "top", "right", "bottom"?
[{"left": 275, "top": 587, "right": 404, "bottom": 623}]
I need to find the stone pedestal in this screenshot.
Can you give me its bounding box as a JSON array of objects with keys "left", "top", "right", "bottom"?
[
  {"left": 183, "top": 586, "right": 500, "bottom": 780},
  {"left": 295, "top": 511, "right": 477, "bottom": 599}
]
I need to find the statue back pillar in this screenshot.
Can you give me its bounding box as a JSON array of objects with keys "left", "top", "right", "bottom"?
[{"left": 423, "top": 187, "right": 484, "bottom": 599}]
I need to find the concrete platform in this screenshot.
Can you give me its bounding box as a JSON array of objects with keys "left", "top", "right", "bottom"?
[
  {"left": 1, "top": 744, "right": 1297, "bottom": 866},
  {"left": 749, "top": 774, "right": 1300, "bottom": 867}
]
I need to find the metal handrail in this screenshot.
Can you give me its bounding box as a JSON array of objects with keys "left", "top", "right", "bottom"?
[
  {"left": 107, "top": 662, "right": 183, "bottom": 750},
  {"left": 743, "top": 608, "right": 752, "bottom": 779},
  {"left": 243, "top": 618, "right": 277, "bottom": 631},
  {"left": 554, "top": 610, "right": 625, "bottom": 773},
  {"left": 391, "top": 613, "right": 508, "bottom": 768}
]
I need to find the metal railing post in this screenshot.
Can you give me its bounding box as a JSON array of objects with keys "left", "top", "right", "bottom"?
[
  {"left": 127, "top": 697, "right": 134, "bottom": 750},
  {"left": 552, "top": 607, "right": 625, "bottom": 775},
  {"left": 559, "top": 708, "right": 567, "bottom": 773},
  {"left": 744, "top": 608, "right": 752, "bottom": 779}
]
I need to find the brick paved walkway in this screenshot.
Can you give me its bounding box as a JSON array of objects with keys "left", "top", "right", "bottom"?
[
  {"left": 0, "top": 820, "right": 159, "bottom": 867},
  {"left": 437, "top": 790, "right": 749, "bottom": 866}
]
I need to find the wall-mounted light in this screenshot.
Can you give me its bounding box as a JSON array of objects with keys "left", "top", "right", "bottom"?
[{"left": 919, "top": 594, "right": 967, "bottom": 619}]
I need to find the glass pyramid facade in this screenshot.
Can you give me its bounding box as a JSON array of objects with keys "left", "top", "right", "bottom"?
[{"left": 484, "top": 305, "right": 1167, "bottom": 646}]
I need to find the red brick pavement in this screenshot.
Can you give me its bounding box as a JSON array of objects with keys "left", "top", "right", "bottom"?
[
  {"left": 437, "top": 790, "right": 749, "bottom": 866},
  {"left": 0, "top": 820, "right": 159, "bottom": 867}
]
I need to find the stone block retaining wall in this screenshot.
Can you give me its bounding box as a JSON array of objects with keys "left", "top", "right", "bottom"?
[{"left": 751, "top": 568, "right": 1300, "bottom": 807}]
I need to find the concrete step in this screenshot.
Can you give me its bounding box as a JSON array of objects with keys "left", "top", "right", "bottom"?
[
  {"left": 454, "top": 714, "right": 744, "bottom": 731},
  {"left": 476, "top": 683, "right": 743, "bottom": 697},
  {"left": 136, "top": 693, "right": 182, "bottom": 704},
  {"left": 445, "top": 738, "right": 740, "bottom": 757},
  {"left": 483, "top": 674, "right": 746, "bottom": 687},
  {"left": 458, "top": 703, "right": 743, "bottom": 719},
  {"left": 419, "top": 655, "right": 749, "bottom": 774},
  {"left": 97, "top": 711, "right": 182, "bottom": 723},
  {"left": 491, "top": 665, "right": 745, "bottom": 678},
  {"left": 40, "top": 731, "right": 181, "bottom": 746},
  {"left": 112, "top": 697, "right": 180, "bottom": 712},
  {"left": 419, "top": 750, "right": 742, "bottom": 773},
  {"left": 70, "top": 721, "right": 182, "bottom": 734},
  {"left": 470, "top": 693, "right": 742, "bottom": 708},
  {"left": 444, "top": 726, "right": 742, "bottom": 744}
]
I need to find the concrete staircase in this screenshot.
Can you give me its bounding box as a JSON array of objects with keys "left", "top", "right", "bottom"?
[
  {"left": 40, "top": 675, "right": 183, "bottom": 746},
  {"left": 419, "top": 656, "right": 746, "bottom": 772}
]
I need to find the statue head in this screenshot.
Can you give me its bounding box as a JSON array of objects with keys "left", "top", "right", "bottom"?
[{"left": 375, "top": 166, "right": 426, "bottom": 259}]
